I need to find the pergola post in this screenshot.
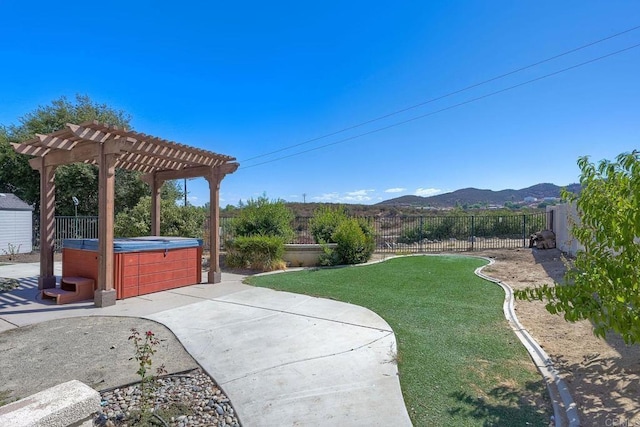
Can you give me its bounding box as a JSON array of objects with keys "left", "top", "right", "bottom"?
[
  {"left": 30, "top": 157, "right": 57, "bottom": 289},
  {"left": 150, "top": 174, "right": 164, "bottom": 236},
  {"left": 95, "top": 145, "right": 118, "bottom": 307},
  {"left": 206, "top": 169, "right": 222, "bottom": 283}
]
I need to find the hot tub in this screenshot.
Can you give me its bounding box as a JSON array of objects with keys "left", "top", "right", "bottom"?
[{"left": 62, "top": 237, "right": 203, "bottom": 299}]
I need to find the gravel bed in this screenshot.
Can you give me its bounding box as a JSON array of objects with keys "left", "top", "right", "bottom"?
[{"left": 94, "top": 368, "right": 241, "bottom": 427}]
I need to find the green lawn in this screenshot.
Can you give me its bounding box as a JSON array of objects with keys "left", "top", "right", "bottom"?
[{"left": 246, "top": 255, "right": 550, "bottom": 426}]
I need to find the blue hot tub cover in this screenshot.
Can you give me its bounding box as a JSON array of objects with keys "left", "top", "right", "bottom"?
[{"left": 62, "top": 236, "right": 203, "bottom": 253}]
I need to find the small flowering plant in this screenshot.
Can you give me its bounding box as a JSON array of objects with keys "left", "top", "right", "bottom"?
[{"left": 128, "top": 328, "right": 167, "bottom": 416}]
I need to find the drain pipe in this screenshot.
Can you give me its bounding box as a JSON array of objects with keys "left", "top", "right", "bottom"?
[{"left": 475, "top": 258, "right": 580, "bottom": 427}]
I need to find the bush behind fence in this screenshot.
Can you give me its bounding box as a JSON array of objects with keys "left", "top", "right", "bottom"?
[{"left": 37, "top": 212, "right": 547, "bottom": 253}]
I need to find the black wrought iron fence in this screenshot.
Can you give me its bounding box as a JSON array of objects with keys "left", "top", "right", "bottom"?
[
  {"left": 370, "top": 213, "right": 546, "bottom": 252},
  {"left": 219, "top": 212, "right": 547, "bottom": 253},
  {"left": 39, "top": 212, "right": 546, "bottom": 253}
]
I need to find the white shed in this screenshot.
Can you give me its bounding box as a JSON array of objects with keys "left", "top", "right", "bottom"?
[{"left": 0, "top": 193, "right": 34, "bottom": 254}]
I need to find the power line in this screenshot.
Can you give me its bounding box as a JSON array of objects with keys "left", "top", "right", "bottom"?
[
  {"left": 240, "top": 24, "right": 640, "bottom": 164},
  {"left": 240, "top": 42, "right": 640, "bottom": 170}
]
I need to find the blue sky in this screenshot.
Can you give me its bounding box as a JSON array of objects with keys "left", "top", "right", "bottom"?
[{"left": 1, "top": 1, "right": 639, "bottom": 206}]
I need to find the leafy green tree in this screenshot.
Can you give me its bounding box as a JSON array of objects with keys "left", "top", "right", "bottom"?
[
  {"left": 0, "top": 126, "right": 41, "bottom": 206},
  {"left": 0, "top": 95, "right": 148, "bottom": 215},
  {"left": 114, "top": 197, "right": 154, "bottom": 237},
  {"left": 114, "top": 195, "right": 206, "bottom": 238},
  {"left": 159, "top": 180, "right": 185, "bottom": 204},
  {"left": 115, "top": 169, "right": 153, "bottom": 216},
  {"left": 516, "top": 152, "right": 640, "bottom": 344},
  {"left": 54, "top": 163, "right": 99, "bottom": 215}
]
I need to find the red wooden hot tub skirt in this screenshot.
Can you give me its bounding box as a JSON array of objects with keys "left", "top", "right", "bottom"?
[{"left": 62, "top": 247, "right": 202, "bottom": 299}]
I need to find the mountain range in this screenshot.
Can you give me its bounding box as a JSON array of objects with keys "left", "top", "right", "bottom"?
[{"left": 377, "top": 183, "right": 581, "bottom": 208}]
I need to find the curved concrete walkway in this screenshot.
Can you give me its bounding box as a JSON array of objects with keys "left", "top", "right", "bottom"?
[{"left": 0, "top": 263, "right": 412, "bottom": 426}]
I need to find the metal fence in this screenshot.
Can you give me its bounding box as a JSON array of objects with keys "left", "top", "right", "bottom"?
[
  {"left": 38, "top": 212, "right": 547, "bottom": 253},
  {"left": 220, "top": 212, "right": 548, "bottom": 253},
  {"left": 368, "top": 213, "right": 546, "bottom": 253},
  {"left": 33, "top": 216, "right": 99, "bottom": 251}
]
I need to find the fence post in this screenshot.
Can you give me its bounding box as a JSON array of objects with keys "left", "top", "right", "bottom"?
[
  {"left": 419, "top": 216, "right": 424, "bottom": 253},
  {"left": 470, "top": 215, "right": 475, "bottom": 250},
  {"left": 522, "top": 214, "right": 527, "bottom": 247}
]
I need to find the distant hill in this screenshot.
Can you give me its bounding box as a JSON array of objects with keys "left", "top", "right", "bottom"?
[{"left": 377, "top": 183, "right": 581, "bottom": 208}]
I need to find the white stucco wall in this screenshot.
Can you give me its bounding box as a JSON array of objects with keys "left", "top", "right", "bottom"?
[
  {"left": 0, "top": 210, "right": 33, "bottom": 254},
  {"left": 547, "top": 203, "right": 583, "bottom": 256}
]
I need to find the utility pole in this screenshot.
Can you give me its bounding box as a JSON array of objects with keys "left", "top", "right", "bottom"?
[
  {"left": 303, "top": 193, "right": 307, "bottom": 203},
  {"left": 184, "top": 178, "right": 188, "bottom": 206}
]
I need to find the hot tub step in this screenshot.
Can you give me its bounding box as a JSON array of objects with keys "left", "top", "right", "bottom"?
[{"left": 42, "top": 277, "right": 94, "bottom": 304}]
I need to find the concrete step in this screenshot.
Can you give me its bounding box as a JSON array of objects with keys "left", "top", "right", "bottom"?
[{"left": 0, "top": 380, "right": 100, "bottom": 427}]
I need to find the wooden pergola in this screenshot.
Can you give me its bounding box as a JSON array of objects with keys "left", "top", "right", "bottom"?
[{"left": 12, "top": 121, "right": 238, "bottom": 307}]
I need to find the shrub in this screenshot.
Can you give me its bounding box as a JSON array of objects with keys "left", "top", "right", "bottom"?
[
  {"left": 429, "top": 216, "right": 462, "bottom": 240},
  {"left": 225, "top": 236, "right": 286, "bottom": 271},
  {"left": 230, "top": 195, "right": 294, "bottom": 241},
  {"left": 398, "top": 223, "right": 429, "bottom": 244},
  {"left": 312, "top": 211, "right": 376, "bottom": 266},
  {"left": 309, "top": 205, "right": 348, "bottom": 243},
  {"left": 331, "top": 218, "right": 375, "bottom": 265},
  {"left": 114, "top": 196, "right": 207, "bottom": 238}
]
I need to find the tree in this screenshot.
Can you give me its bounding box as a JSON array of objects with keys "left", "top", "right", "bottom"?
[
  {"left": 159, "top": 180, "right": 184, "bottom": 204},
  {"left": 54, "top": 163, "right": 99, "bottom": 215},
  {"left": 0, "top": 126, "right": 40, "bottom": 205},
  {"left": 516, "top": 151, "right": 640, "bottom": 344},
  {"left": 0, "top": 95, "right": 148, "bottom": 215},
  {"left": 114, "top": 195, "right": 206, "bottom": 238}
]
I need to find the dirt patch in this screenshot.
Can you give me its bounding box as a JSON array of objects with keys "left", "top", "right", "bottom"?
[
  {"left": 477, "top": 248, "right": 640, "bottom": 427},
  {"left": 0, "top": 317, "right": 198, "bottom": 405},
  {"left": 0, "top": 252, "right": 62, "bottom": 264}
]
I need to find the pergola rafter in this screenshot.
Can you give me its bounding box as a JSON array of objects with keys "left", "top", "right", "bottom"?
[{"left": 13, "top": 120, "right": 238, "bottom": 307}]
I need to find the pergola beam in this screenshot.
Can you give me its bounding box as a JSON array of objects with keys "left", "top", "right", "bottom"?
[
  {"left": 23, "top": 140, "right": 123, "bottom": 168},
  {"left": 118, "top": 152, "right": 187, "bottom": 170},
  {"left": 121, "top": 139, "right": 218, "bottom": 167},
  {"left": 67, "top": 123, "right": 115, "bottom": 144},
  {"left": 36, "top": 133, "right": 78, "bottom": 150},
  {"left": 143, "top": 163, "right": 238, "bottom": 182},
  {"left": 11, "top": 143, "right": 50, "bottom": 157}
]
